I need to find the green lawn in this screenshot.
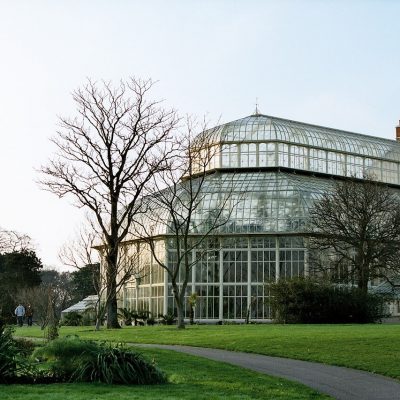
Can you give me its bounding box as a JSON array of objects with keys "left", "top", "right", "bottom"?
[
  {"left": 16, "top": 323, "right": 400, "bottom": 379},
  {"left": 0, "top": 347, "right": 329, "bottom": 400}
]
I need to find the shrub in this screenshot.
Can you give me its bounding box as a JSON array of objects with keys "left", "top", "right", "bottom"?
[
  {"left": 33, "top": 336, "right": 166, "bottom": 385},
  {"left": 0, "top": 325, "right": 34, "bottom": 383},
  {"left": 147, "top": 317, "right": 156, "bottom": 326},
  {"left": 73, "top": 344, "right": 166, "bottom": 384},
  {"left": 0, "top": 325, "right": 18, "bottom": 382},
  {"left": 118, "top": 308, "right": 151, "bottom": 326},
  {"left": 118, "top": 308, "right": 133, "bottom": 326},
  {"left": 158, "top": 313, "right": 176, "bottom": 325},
  {"left": 137, "top": 310, "right": 150, "bottom": 322},
  {"left": 269, "top": 278, "right": 387, "bottom": 324},
  {"left": 32, "top": 336, "right": 99, "bottom": 379},
  {"left": 14, "top": 338, "right": 36, "bottom": 357}
]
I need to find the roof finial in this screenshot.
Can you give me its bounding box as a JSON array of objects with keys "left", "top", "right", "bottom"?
[{"left": 254, "top": 97, "right": 260, "bottom": 115}]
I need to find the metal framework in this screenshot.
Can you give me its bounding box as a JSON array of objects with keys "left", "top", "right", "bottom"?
[{"left": 121, "top": 114, "right": 400, "bottom": 321}]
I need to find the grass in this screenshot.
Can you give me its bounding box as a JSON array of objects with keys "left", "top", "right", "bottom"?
[
  {"left": 0, "top": 347, "right": 330, "bottom": 399},
  {"left": 16, "top": 323, "right": 400, "bottom": 379}
]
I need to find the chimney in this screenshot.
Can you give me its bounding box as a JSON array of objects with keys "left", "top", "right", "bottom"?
[{"left": 397, "top": 120, "right": 400, "bottom": 141}]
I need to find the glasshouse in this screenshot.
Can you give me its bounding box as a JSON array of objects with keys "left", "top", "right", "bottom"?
[{"left": 118, "top": 114, "right": 400, "bottom": 322}]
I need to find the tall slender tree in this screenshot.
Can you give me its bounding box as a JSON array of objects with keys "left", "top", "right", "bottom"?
[
  {"left": 134, "top": 119, "right": 240, "bottom": 328},
  {"left": 39, "top": 78, "right": 178, "bottom": 328}
]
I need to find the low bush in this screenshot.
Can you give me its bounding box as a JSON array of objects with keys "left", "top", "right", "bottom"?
[
  {"left": 0, "top": 324, "right": 18, "bottom": 382},
  {"left": 137, "top": 310, "right": 150, "bottom": 324},
  {"left": 14, "top": 338, "right": 36, "bottom": 357},
  {"left": 147, "top": 317, "right": 156, "bottom": 326},
  {"left": 158, "top": 313, "right": 175, "bottom": 325},
  {"left": 269, "top": 278, "right": 387, "bottom": 323},
  {"left": 118, "top": 308, "right": 133, "bottom": 326},
  {"left": 32, "top": 336, "right": 100, "bottom": 379},
  {"left": 73, "top": 344, "right": 166, "bottom": 384},
  {"left": 0, "top": 325, "right": 34, "bottom": 383},
  {"left": 33, "top": 336, "right": 166, "bottom": 385},
  {"left": 118, "top": 308, "right": 152, "bottom": 326}
]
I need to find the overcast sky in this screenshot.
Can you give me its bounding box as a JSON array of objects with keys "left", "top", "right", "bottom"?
[{"left": 0, "top": 1, "right": 399, "bottom": 270}]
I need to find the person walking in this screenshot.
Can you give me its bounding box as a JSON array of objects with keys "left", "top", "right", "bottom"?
[
  {"left": 14, "top": 303, "right": 25, "bottom": 327},
  {"left": 25, "top": 304, "right": 33, "bottom": 327}
]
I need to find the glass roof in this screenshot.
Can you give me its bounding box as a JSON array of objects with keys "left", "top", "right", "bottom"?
[
  {"left": 371, "top": 278, "right": 400, "bottom": 297},
  {"left": 203, "top": 114, "right": 400, "bottom": 161},
  {"left": 134, "top": 172, "right": 332, "bottom": 237}
]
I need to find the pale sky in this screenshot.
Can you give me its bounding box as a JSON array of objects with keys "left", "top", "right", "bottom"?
[{"left": 0, "top": 1, "right": 399, "bottom": 270}]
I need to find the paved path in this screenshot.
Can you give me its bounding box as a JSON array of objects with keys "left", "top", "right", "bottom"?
[{"left": 135, "top": 344, "right": 400, "bottom": 400}]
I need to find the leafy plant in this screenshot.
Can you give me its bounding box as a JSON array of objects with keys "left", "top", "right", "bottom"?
[
  {"left": 158, "top": 313, "right": 176, "bottom": 325},
  {"left": 32, "top": 336, "right": 100, "bottom": 379},
  {"left": 0, "top": 325, "right": 18, "bottom": 382},
  {"left": 146, "top": 317, "right": 156, "bottom": 326},
  {"left": 14, "top": 338, "right": 36, "bottom": 357},
  {"left": 137, "top": 310, "right": 150, "bottom": 324},
  {"left": 119, "top": 309, "right": 152, "bottom": 326},
  {"left": 32, "top": 336, "right": 166, "bottom": 385},
  {"left": 118, "top": 307, "right": 133, "bottom": 326},
  {"left": 0, "top": 324, "right": 34, "bottom": 383},
  {"left": 269, "top": 278, "right": 387, "bottom": 323},
  {"left": 73, "top": 344, "right": 166, "bottom": 384}
]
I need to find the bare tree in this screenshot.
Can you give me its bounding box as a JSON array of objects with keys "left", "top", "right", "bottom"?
[
  {"left": 59, "top": 222, "right": 101, "bottom": 307},
  {"left": 59, "top": 222, "right": 99, "bottom": 274},
  {"left": 309, "top": 176, "right": 400, "bottom": 293},
  {"left": 17, "top": 270, "right": 72, "bottom": 330},
  {"left": 134, "top": 119, "right": 240, "bottom": 328},
  {"left": 0, "top": 229, "right": 33, "bottom": 254},
  {"left": 39, "top": 78, "right": 178, "bottom": 328}
]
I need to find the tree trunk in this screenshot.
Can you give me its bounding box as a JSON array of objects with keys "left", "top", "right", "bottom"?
[
  {"left": 357, "top": 249, "right": 369, "bottom": 295},
  {"left": 189, "top": 305, "right": 194, "bottom": 325},
  {"left": 94, "top": 299, "right": 103, "bottom": 331},
  {"left": 172, "top": 282, "right": 185, "bottom": 329},
  {"left": 106, "top": 248, "right": 120, "bottom": 329},
  {"left": 107, "top": 295, "right": 121, "bottom": 329},
  {"left": 358, "top": 269, "right": 369, "bottom": 294},
  {"left": 176, "top": 304, "right": 185, "bottom": 329},
  {"left": 95, "top": 317, "right": 101, "bottom": 331}
]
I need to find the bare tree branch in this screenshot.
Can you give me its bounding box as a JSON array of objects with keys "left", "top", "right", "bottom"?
[{"left": 0, "top": 228, "right": 33, "bottom": 254}]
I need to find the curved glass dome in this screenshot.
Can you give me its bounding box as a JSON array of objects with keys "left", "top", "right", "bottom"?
[
  {"left": 205, "top": 114, "right": 400, "bottom": 160},
  {"left": 135, "top": 172, "right": 331, "bottom": 237},
  {"left": 197, "top": 114, "right": 400, "bottom": 185}
]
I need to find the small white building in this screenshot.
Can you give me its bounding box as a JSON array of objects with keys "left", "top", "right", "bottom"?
[
  {"left": 372, "top": 280, "right": 400, "bottom": 318},
  {"left": 61, "top": 295, "right": 98, "bottom": 318}
]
